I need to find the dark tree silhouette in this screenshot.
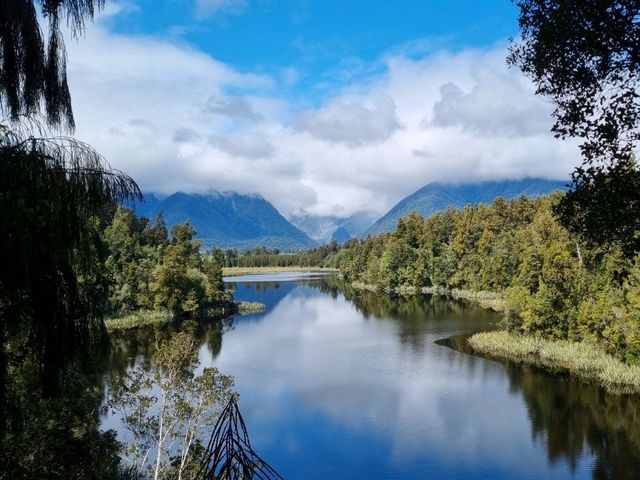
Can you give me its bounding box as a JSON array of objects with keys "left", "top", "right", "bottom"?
[
  {"left": 1, "top": 0, "right": 105, "bottom": 130},
  {"left": 509, "top": 0, "right": 640, "bottom": 255},
  {"left": 197, "top": 397, "right": 284, "bottom": 480},
  {"left": 0, "top": 3, "right": 141, "bottom": 475}
]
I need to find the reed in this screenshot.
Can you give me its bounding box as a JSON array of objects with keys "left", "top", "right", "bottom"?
[{"left": 469, "top": 331, "right": 640, "bottom": 395}]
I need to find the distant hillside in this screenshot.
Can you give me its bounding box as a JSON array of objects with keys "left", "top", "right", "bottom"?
[
  {"left": 290, "top": 211, "right": 378, "bottom": 243},
  {"left": 135, "top": 192, "right": 317, "bottom": 251},
  {"left": 366, "top": 178, "right": 567, "bottom": 236},
  {"left": 331, "top": 226, "right": 351, "bottom": 244}
]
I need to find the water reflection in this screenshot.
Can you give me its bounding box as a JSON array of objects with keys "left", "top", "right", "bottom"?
[
  {"left": 100, "top": 273, "right": 640, "bottom": 480},
  {"left": 506, "top": 364, "right": 640, "bottom": 479}
]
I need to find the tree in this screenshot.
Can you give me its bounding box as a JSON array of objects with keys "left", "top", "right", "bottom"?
[
  {"left": 108, "top": 331, "right": 234, "bottom": 480},
  {"left": 0, "top": 3, "right": 142, "bottom": 474},
  {"left": 509, "top": 0, "right": 640, "bottom": 255},
  {"left": 1, "top": 0, "right": 106, "bottom": 129},
  {"left": 0, "top": 130, "right": 140, "bottom": 392}
]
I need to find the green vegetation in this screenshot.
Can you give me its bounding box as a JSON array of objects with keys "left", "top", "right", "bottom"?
[
  {"left": 108, "top": 331, "right": 234, "bottom": 479},
  {"left": 237, "top": 302, "right": 267, "bottom": 314},
  {"left": 469, "top": 331, "right": 640, "bottom": 395},
  {"left": 328, "top": 193, "right": 640, "bottom": 363},
  {"left": 104, "top": 310, "right": 174, "bottom": 331},
  {"left": 103, "top": 207, "right": 230, "bottom": 319},
  {"left": 213, "top": 243, "right": 340, "bottom": 269},
  {"left": 1, "top": 2, "right": 141, "bottom": 476}
]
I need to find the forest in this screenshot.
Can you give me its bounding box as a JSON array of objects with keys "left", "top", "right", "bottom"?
[
  {"left": 103, "top": 207, "right": 229, "bottom": 318},
  {"left": 211, "top": 243, "right": 340, "bottom": 268},
  {"left": 325, "top": 193, "right": 640, "bottom": 363}
]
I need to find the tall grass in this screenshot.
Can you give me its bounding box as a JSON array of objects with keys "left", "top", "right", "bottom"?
[
  {"left": 104, "top": 310, "right": 173, "bottom": 331},
  {"left": 469, "top": 331, "right": 640, "bottom": 395},
  {"left": 237, "top": 302, "right": 266, "bottom": 314}
]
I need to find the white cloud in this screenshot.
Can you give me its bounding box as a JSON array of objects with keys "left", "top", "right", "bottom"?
[
  {"left": 65, "top": 16, "right": 578, "bottom": 219},
  {"left": 203, "top": 94, "right": 263, "bottom": 121},
  {"left": 430, "top": 64, "right": 553, "bottom": 136},
  {"left": 294, "top": 94, "right": 402, "bottom": 147},
  {"left": 209, "top": 132, "right": 275, "bottom": 158}
]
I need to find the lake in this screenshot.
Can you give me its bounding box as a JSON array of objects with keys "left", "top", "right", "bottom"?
[{"left": 102, "top": 272, "right": 640, "bottom": 479}]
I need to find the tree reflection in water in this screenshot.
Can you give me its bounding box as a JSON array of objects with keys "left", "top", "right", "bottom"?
[
  {"left": 336, "top": 279, "right": 640, "bottom": 480},
  {"left": 444, "top": 329, "right": 640, "bottom": 480},
  {"left": 506, "top": 363, "right": 640, "bottom": 480}
]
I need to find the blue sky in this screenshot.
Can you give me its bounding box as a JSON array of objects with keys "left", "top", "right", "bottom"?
[
  {"left": 107, "top": 0, "right": 519, "bottom": 103},
  {"left": 66, "top": 1, "right": 576, "bottom": 218}
]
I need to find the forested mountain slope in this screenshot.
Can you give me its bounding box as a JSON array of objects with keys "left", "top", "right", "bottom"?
[
  {"left": 366, "top": 178, "right": 567, "bottom": 235},
  {"left": 136, "top": 192, "right": 316, "bottom": 251}
]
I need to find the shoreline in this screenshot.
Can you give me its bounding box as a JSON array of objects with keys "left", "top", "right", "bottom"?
[
  {"left": 223, "top": 266, "right": 339, "bottom": 277},
  {"left": 468, "top": 331, "right": 640, "bottom": 395},
  {"left": 349, "top": 281, "right": 506, "bottom": 312},
  {"left": 347, "top": 280, "right": 640, "bottom": 394},
  {"left": 104, "top": 300, "right": 264, "bottom": 331}
]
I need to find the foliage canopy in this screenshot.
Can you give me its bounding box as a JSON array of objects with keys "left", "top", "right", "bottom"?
[{"left": 509, "top": 0, "right": 640, "bottom": 255}]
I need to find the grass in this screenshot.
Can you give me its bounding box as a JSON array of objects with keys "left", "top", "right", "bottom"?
[
  {"left": 236, "top": 301, "right": 266, "bottom": 314},
  {"left": 468, "top": 331, "right": 640, "bottom": 395},
  {"left": 223, "top": 266, "right": 338, "bottom": 276},
  {"left": 105, "top": 309, "right": 173, "bottom": 331}
]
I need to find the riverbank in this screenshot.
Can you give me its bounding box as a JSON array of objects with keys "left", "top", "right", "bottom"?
[
  {"left": 223, "top": 266, "right": 338, "bottom": 276},
  {"left": 104, "top": 310, "right": 173, "bottom": 330},
  {"left": 104, "top": 301, "right": 263, "bottom": 331},
  {"left": 350, "top": 282, "right": 506, "bottom": 312},
  {"left": 468, "top": 331, "right": 640, "bottom": 395},
  {"left": 237, "top": 301, "right": 266, "bottom": 314}
]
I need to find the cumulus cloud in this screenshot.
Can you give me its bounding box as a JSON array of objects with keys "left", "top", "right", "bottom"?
[
  {"left": 64, "top": 14, "right": 578, "bottom": 219},
  {"left": 294, "top": 95, "right": 401, "bottom": 147},
  {"left": 203, "top": 94, "right": 263, "bottom": 121},
  {"left": 209, "top": 132, "right": 275, "bottom": 158},
  {"left": 431, "top": 65, "right": 553, "bottom": 136}
]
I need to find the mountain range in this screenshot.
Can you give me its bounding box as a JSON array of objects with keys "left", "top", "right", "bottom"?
[
  {"left": 135, "top": 192, "right": 316, "bottom": 251},
  {"left": 289, "top": 211, "right": 378, "bottom": 244},
  {"left": 133, "top": 178, "right": 567, "bottom": 251},
  {"left": 365, "top": 178, "right": 567, "bottom": 236}
]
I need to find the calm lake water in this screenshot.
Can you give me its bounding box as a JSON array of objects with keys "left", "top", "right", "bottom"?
[{"left": 102, "top": 272, "right": 640, "bottom": 479}]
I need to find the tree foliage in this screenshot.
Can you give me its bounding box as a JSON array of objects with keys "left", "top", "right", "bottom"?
[
  {"left": 0, "top": 127, "right": 140, "bottom": 394},
  {"left": 103, "top": 207, "right": 227, "bottom": 317},
  {"left": 327, "top": 193, "right": 640, "bottom": 362},
  {"left": 1, "top": 0, "right": 105, "bottom": 129},
  {"left": 509, "top": 0, "right": 640, "bottom": 255},
  {"left": 108, "top": 331, "right": 234, "bottom": 480},
  {"left": 215, "top": 242, "right": 340, "bottom": 269}
]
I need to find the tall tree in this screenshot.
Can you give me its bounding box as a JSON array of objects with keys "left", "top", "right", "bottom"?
[
  {"left": 0, "top": 2, "right": 140, "bottom": 469},
  {"left": 509, "top": 0, "right": 640, "bottom": 255}
]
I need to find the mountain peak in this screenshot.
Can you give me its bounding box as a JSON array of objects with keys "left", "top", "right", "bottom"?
[
  {"left": 135, "top": 192, "right": 315, "bottom": 251},
  {"left": 365, "top": 178, "right": 567, "bottom": 236}
]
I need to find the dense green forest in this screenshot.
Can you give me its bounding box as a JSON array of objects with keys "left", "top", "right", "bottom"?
[
  {"left": 211, "top": 243, "right": 340, "bottom": 268},
  {"left": 103, "top": 207, "right": 229, "bottom": 317},
  {"left": 325, "top": 193, "right": 640, "bottom": 363}
]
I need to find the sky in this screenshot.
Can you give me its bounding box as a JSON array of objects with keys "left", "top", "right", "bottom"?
[{"left": 65, "top": 0, "right": 580, "bottom": 218}]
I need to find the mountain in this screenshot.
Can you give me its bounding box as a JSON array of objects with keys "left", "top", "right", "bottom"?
[
  {"left": 290, "top": 211, "right": 378, "bottom": 243},
  {"left": 135, "top": 192, "right": 317, "bottom": 251},
  {"left": 365, "top": 178, "right": 568, "bottom": 236},
  {"left": 331, "top": 226, "right": 351, "bottom": 244}
]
